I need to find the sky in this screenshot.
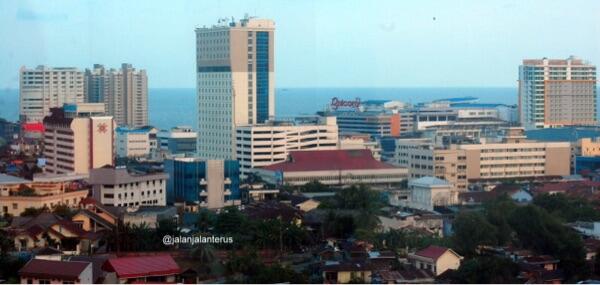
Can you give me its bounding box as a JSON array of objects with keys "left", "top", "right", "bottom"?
[{"left": 0, "top": 0, "right": 599, "bottom": 89}]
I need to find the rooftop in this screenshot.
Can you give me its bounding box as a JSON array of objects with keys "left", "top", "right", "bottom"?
[
  {"left": 0, "top": 173, "right": 30, "bottom": 184},
  {"left": 409, "top": 176, "right": 450, "bottom": 187},
  {"left": 19, "top": 259, "right": 90, "bottom": 281},
  {"left": 103, "top": 255, "right": 181, "bottom": 279},
  {"left": 412, "top": 245, "right": 454, "bottom": 261},
  {"left": 261, "top": 149, "right": 397, "bottom": 172}
]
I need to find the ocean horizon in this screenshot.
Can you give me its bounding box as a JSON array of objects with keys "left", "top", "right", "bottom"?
[{"left": 0, "top": 87, "right": 521, "bottom": 130}]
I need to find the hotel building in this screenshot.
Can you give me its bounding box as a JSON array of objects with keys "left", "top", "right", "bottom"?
[
  {"left": 42, "top": 103, "right": 114, "bottom": 175},
  {"left": 85, "top": 64, "right": 148, "bottom": 127},
  {"left": 19, "top": 66, "right": 85, "bottom": 123},
  {"left": 519, "top": 56, "right": 597, "bottom": 130},
  {"left": 235, "top": 116, "right": 338, "bottom": 178},
  {"left": 89, "top": 167, "right": 168, "bottom": 207},
  {"left": 196, "top": 16, "right": 275, "bottom": 160}
]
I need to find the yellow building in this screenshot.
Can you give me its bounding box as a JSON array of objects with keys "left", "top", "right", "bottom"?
[{"left": 408, "top": 245, "right": 463, "bottom": 276}]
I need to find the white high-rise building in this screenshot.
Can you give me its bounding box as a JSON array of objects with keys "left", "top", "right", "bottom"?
[
  {"left": 196, "top": 16, "right": 275, "bottom": 160},
  {"left": 19, "top": 66, "right": 85, "bottom": 123},
  {"left": 518, "top": 56, "right": 597, "bottom": 130},
  {"left": 85, "top": 64, "right": 148, "bottom": 127}
]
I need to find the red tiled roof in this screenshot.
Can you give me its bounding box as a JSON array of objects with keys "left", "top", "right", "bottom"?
[
  {"left": 104, "top": 255, "right": 181, "bottom": 279},
  {"left": 19, "top": 259, "right": 90, "bottom": 281},
  {"left": 413, "top": 245, "right": 450, "bottom": 261},
  {"left": 261, "top": 149, "right": 396, "bottom": 172}
]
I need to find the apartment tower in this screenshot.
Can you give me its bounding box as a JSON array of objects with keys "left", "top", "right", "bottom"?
[
  {"left": 85, "top": 64, "right": 148, "bottom": 127},
  {"left": 196, "top": 16, "right": 275, "bottom": 159},
  {"left": 518, "top": 56, "right": 597, "bottom": 130},
  {"left": 19, "top": 66, "right": 85, "bottom": 123}
]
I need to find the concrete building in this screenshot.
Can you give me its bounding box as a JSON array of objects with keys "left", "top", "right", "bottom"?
[
  {"left": 235, "top": 116, "right": 338, "bottom": 178},
  {"left": 519, "top": 56, "right": 597, "bottom": 130},
  {"left": 88, "top": 167, "right": 168, "bottom": 207},
  {"left": 42, "top": 103, "right": 114, "bottom": 175},
  {"left": 338, "top": 134, "right": 382, "bottom": 161},
  {"left": 157, "top": 126, "right": 197, "bottom": 157},
  {"left": 19, "top": 259, "right": 93, "bottom": 284},
  {"left": 408, "top": 245, "right": 463, "bottom": 276},
  {"left": 0, "top": 173, "right": 89, "bottom": 216},
  {"left": 255, "top": 149, "right": 408, "bottom": 186},
  {"left": 85, "top": 64, "right": 148, "bottom": 127},
  {"left": 19, "top": 66, "right": 85, "bottom": 123},
  {"left": 115, "top": 126, "right": 158, "bottom": 158},
  {"left": 164, "top": 157, "right": 240, "bottom": 209},
  {"left": 384, "top": 128, "right": 571, "bottom": 188},
  {"left": 196, "top": 16, "right": 275, "bottom": 159},
  {"left": 324, "top": 110, "right": 407, "bottom": 137},
  {"left": 408, "top": 176, "right": 456, "bottom": 211}
]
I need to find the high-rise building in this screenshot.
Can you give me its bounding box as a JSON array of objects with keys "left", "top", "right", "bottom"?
[
  {"left": 85, "top": 64, "right": 148, "bottom": 127},
  {"left": 42, "top": 103, "right": 114, "bottom": 175},
  {"left": 196, "top": 16, "right": 275, "bottom": 159},
  {"left": 518, "top": 56, "right": 597, "bottom": 130},
  {"left": 19, "top": 66, "right": 85, "bottom": 123}
]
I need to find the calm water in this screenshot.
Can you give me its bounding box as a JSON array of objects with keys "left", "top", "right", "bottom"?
[{"left": 0, "top": 87, "right": 519, "bottom": 130}]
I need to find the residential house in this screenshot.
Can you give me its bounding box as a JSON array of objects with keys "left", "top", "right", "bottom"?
[
  {"left": 19, "top": 259, "right": 93, "bottom": 284},
  {"left": 408, "top": 245, "right": 463, "bottom": 276},
  {"left": 321, "top": 261, "right": 374, "bottom": 283},
  {"left": 102, "top": 254, "right": 181, "bottom": 283}
]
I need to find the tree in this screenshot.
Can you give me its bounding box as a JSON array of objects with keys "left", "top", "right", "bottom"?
[
  {"left": 533, "top": 193, "right": 600, "bottom": 222},
  {"left": 196, "top": 209, "right": 216, "bottom": 233},
  {"left": 52, "top": 204, "right": 75, "bottom": 219},
  {"left": 20, "top": 207, "right": 46, "bottom": 217},
  {"left": 452, "top": 211, "right": 497, "bottom": 257},
  {"left": 300, "top": 180, "right": 331, "bottom": 193},
  {"left": 483, "top": 194, "right": 517, "bottom": 245},
  {"left": 450, "top": 256, "right": 519, "bottom": 284},
  {"left": 191, "top": 243, "right": 216, "bottom": 276}
]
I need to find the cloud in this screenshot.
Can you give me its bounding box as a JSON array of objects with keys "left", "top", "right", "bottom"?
[{"left": 16, "top": 7, "right": 68, "bottom": 21}]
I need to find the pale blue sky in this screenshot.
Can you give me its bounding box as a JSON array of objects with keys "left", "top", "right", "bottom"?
[{"left": 1, "top": 0, "right": 599, "bottom": 89}]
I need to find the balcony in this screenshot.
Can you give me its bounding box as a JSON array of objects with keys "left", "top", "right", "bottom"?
[
  {"left": 199, "top": 178, "right": 207, "bottom": 186},
  {"left": 224, "top": 178, "right": 231, "bottom": 185},
  {"left": 199, "top": 190, "right": 208, "bottom": 197}
]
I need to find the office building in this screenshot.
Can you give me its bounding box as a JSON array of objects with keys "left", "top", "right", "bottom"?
[
  {"left": 196, "top": 16, "right": 275, "bottom": 159},
  {"left": 519, "top": 56, "right": 597, "bottom": 130},
  {"left": 255, "top": 149, "right": 408, "bottom": 186},
  {"left": 235, "top": 116, "right": 338, "bottom": 178},
  {"left": 384, "top": 128, "right": 571, "bottom": 188},
  {"left": 324, "top": 110, "right": 406, "bottom": 137},
  {"left": 85, "top": 64, "right": 148, "bottom": 127},
  {"left": 164, "top": 157, "right": 240, "bottom": 209},
  {"left": 157, "top": 126, "right": 197, "bottom": 156},
  {"left": 115, "top": 126, "right": 158, "bottom": 158},
  {"left": 42, "top": 103, "right": 114, "bottom": 175},
  {"left": 19, "top": 66, "right": 85, "bottom": 123},
  {"left": 89, "top": 166, "right": 168, "bottom": 207}
]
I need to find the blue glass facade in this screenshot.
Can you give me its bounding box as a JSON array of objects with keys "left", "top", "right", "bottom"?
[
  {"left": 575, "top": 156, "right": 600, "bottom": 174},
  {"left": 256, "top": 31, "right": 270, "bottom": 123},
  {"left": 164, "top": 159, "right": 240, "bottom": 205}
]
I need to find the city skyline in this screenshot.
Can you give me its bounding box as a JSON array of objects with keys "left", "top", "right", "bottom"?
[{"left": 1, "top": 0, "right": 599, "bottom": 89}]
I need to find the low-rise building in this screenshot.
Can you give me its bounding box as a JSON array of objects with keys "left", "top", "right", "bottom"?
[
  {"left": 338, "top": 133, "right": 382, "bottom": 161},
  {"left": 164, "top": 157, "right": 240, "bottom": 209},
  {"left": 408, "top": 177, "right": 456, "bottom": 211},
  {"left": 89, "top": 166, "right": 168, "bottom": 207},
  {"left": 408, "top": 245, "right": 463, "bottom": 276},
  {"left": 157, "top": 126, "right": 197, "bottom": 156},
  {"left": 0, "top": 173, "right": 89, "bottom": 216},
  {"left": 122, "top": 206, "right": 177, "bottom": 228},
  {"left": 234, "top": 116, "right": 338, "bottom": 178},
  {"left": 115, "top": 126, "right": 158, "bottom": 159},
  {"left": 19, "top": 259, "right": 93, "bottom": 284},
  {"left": 102, "top": 255, "right": 181, "bottom": 284},
  {"left": 255, "top": 149, "right": 407, "bottom": 186}
]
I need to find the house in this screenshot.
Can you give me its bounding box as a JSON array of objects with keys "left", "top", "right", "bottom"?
[
  {"left": 31, "top": 247, "right": 63, "bottom": 261},
  {"left": 459, "top": 184, "right": 533, "bottom": 205},
  {"left": 242, "top": 201, "right": 304, "bottom": 225},
  {"left": 102, "top": 254, "right": 181, "bottom": 283},
  {"left": 321, "top": 261, "right": 374, "bottom": 283},
  {"left": 68, "top": 256, "right": 110, "bottom": 284},
  {"left": 7, "top": 212, "right": 103, "bottom": 254},
  {"left": 72, "top": 197, "right": 124, "bottom": 232},
  {"left": 408, "top": 245, "right": 463, "bottom": 276},
  {"left": 19, "top": 259, "right": 93, "bottom": 284},
  {"left": 517, "top": 255, "right": 563, "bottom": 284},
  {"left": 279, "top": 193, "right": 320, "bottom": 212}
]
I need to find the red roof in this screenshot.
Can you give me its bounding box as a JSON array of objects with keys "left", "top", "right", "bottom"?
[
  {"left": 261, "top": 149, "right": 396, "bottom": 172},
  {"left": 19, "top": 259, "right": 90, "bottom": 281},
  {"left": 104, "top": 255, "right": 181, "bottom": 279},
  {"left": 22, "top": 122, "right": 45, "bottom": 133},
  {"left": 413, "top": 245, "right": 451, "bottom": 261}
]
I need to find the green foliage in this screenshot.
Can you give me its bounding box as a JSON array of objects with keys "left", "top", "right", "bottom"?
[
  {"left": 300, "top": 180, "right": 332, "bottom": 192},
  {"left": 452, "top": 211, "right": 497, "bottom": 257},
  {"left": 483, "top": 194, "right": 517, "bottom": 245},
  {"left": 533, "top": 193, "right": 600, "bottom": 222},
  {"left": 225, "top": 249, "right": 307, "bottom": 283},
  {"left": 17, "top": 184, "right": 37, "bottom": 196},
  {"left": 0, "top": 255, "right": 27, "bottom": 283},
  {"left": 52, "top": 204, "right": 75, "bottom": 219},
  {"left": 196, "top": 209, "right": 217, "bottom": 233},
  {"left": 375, "top": 229, "right": 450, "bottom": 255},
  {"left": 322, "top": 211, "right": 356, "bottom": 239},
  {"left": 449, "top": 256, "right": 519, "bottom": 284}
]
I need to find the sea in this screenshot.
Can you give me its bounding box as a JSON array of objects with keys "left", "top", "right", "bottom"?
[{"left": 0, "top": 87, "right": 520, "bottom": 130}]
